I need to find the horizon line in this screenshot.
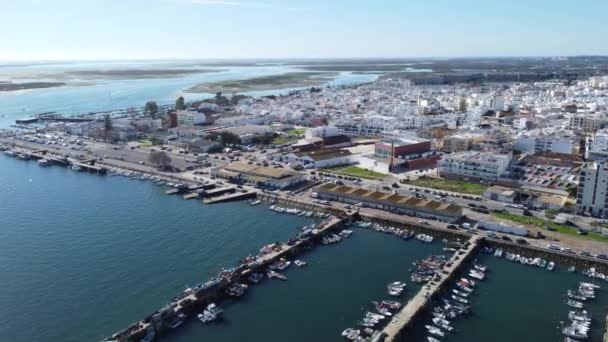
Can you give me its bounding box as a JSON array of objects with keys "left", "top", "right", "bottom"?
[{"left": 2, "top": 55, "right": 608, "bottom": 63}]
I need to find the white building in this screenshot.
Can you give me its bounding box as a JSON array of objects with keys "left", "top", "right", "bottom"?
[
  {"left": 438, "top": 152, "right": 511, "bottom": 181},
  {"left": 577, "top": 161, "right": 608, "bottom": 217},
  {"left": 586, "top": 129, "right": 608, "bottom": 161},
  {"left": 514, "top": 135, "right": 578, "bottom": 155},
  {"left": 568, "top": 114, "right": 606, "bottom": 133},
  {"left": 176, "top": 110, "right": 206, "bottom": 126},
  {"left": 490, "top": 95, "right": 505, "bottom": 111},
  {"left": 305, "top": 126, "right": 339, "bottom": 139}
]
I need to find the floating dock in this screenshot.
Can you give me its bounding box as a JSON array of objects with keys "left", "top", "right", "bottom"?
[
  {"left": 381, "top": 235, "right": 482, "bottom": 341},
  {"left": 203, "top": 190, "right": 256, "bottom": 204}
]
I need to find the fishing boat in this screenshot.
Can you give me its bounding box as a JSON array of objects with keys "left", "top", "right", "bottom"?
[
  {"left": 267, "top": 270, "right": 287, "bottom": 280},
  {"left": 341, "top": 328, "right": 360, "bottom": 340},
  {"left": 225, "top": 283, "right": 248, "bottom": 297},
  {"left": 469, "top": 270, "right": 485, "bottom": 280},
  {"left": 568, "top": 290, "right": 587, "bottom": 301},
  {"left": 425, "top": 325, "right": 445, "bottom": 337},
  {"left": 452, "top": 295, "right": 468, "bottom": 304},
  {"left": 568, "top": 310, "right": 591, "bottom": 322},
  {"left": 566, "top": 299, "right": 584, "bottom": 309},
  {"left": 432, "top": 317, "right": 453, "bottom": 331},
  {"left": 473, "top": 264, "right": 487, "bottom": 272},
  {"left": 248, "top": 272, "right": 264, "bottom": 284},
  {"left": 453, "top": 289, "right": 469, "bottom": 298},
  {"left": 268, "top": 258, "right": 291, "bottom": 271},
  {"left": 168, "top": 313, "right": 186, "bottom": 329}
]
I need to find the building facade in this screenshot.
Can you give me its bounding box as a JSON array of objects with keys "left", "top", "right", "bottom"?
[
  {"left": 576, "top": 161, "right": 608, "bottom": 217},
  {"left": 438, "top": 152, "right": 511, "bottom": 181}
]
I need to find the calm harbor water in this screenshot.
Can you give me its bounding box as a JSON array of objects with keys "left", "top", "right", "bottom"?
[
  {"left": 407, "top": 252, "right": 608, "bottom": 342},
  {"left": 1, "top": 153, "right": 607, "bottom": 341},
  {"left": 0, "top": 154, "right": 316, "bottom": 342},
  {"left": 168, "top": 228, "right": 443, "bottom": 342}
]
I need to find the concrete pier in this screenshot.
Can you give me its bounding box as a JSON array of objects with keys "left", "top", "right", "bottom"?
[
  {"left": 106, "top": 212, "right": 355, "bottom": 342},
  {"left": 604, "top": 313, "right": 608, "bottom": 342},
  {"left": 381, "top": 235, "right": 482, "bottom": 342},
  {"left": 203, "top": 191, "right": 256, "bottom": 204}
]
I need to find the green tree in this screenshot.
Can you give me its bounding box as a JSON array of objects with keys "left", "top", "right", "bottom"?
[
  {"left": 175, "top": 96, "right": 185, "bottom": 110},
  {"left": 219, "top": 132, "right": 240, "bottom": 146},
  {"left": 148, "top": 151, "right": 171, "bottom": 169},
  {"left": 144, "top": 101, "right": 159, "bottom": 118}
]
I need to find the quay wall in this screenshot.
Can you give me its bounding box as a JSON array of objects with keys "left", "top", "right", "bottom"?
[
  {"left": 256, "top": 193, "right": 345, "bottom": 216},
  {"left": 383, "top": 236, "right": 482, "bottom": 342},
  {"left": 109, "top": 214, "right": 354, "bottom": 342},
  {"left": 484, "top": 239, "right": 608, "bottom": 274},
  {"left": 604, "top": 314, "right": 608, "bottom": 342},
  {"left": 358, "top": 212, "right": 470, "bottom": 241}
]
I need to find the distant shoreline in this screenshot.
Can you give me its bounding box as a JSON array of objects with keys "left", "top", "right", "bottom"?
[
  {"left": 185, "top": 71, "right": 337, "bottom": 93},
  {"left": 0, "top": 81, "right": 66, "bottom": 92}
]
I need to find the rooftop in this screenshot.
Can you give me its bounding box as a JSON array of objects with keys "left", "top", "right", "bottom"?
[{"left": 317, "top": 183, "right": 462, "bottom": 216}]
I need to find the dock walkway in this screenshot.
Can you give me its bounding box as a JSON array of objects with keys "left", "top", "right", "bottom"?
[
  {"left": 109, "top": 213, "right": 354, "bottom": 341},
  {"left": 381, "top": 235, "right": 482, "bottom": 341}
]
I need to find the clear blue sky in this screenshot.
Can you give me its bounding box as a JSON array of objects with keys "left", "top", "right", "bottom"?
[{"left": 1, "top": 0, "right": 607, "bottom": 60}]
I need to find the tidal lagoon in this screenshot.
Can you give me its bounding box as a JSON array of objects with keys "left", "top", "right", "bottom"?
[{"left": 0, "top": 62, "right": 378, "bottom": 128}]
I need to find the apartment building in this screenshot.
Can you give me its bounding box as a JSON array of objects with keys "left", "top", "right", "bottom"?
[
  {"left": 576, "top": 161, "right": 608, "bottom": 217},
  {"left": 514, "top": 134, "right": 578, "bottom": 155},
  {"left": 438, "top": 152, "right": 512, "bottom": 181},
  {"left": 569, "top": 114, "right": 606, "bottom": 133}
]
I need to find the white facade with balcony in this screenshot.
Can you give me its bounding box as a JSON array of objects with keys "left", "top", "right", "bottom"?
[{"left": 438, "top": 152, "right": 511, "bottom": 181}]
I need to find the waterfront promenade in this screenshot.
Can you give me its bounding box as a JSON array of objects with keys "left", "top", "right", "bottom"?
[{"left": 381, "top": 235, "right": 482, "bottom": 341}]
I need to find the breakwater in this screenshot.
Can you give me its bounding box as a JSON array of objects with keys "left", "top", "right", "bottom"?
[
  {"left": 106, "top": 212, "right": 355, "bottom": 342},
  {"left": 604, "top": 314, "right": 608, "bottom": 342},
  {"left": 381, "top": 235, "right": 482, "bottom": 341}
]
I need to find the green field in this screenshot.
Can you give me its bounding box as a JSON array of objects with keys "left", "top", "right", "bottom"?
[
  {"left": 287, "top": 128, "right": 306, "bottom": 135},
  {"left": 404, "top": 176, "right": 488, "bottom": 195},
  {"left": 326, "top": 166, "right": 387, "bottom": 179},
  {"left": 272, "top": 135, "right": 299, "bottom": 145},
  {"left": 492, "top": 212, "right": 608, "bottom": 242}
]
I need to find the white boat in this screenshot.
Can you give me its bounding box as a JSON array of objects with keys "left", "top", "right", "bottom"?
[
  {"left": 567, "top": 299, "right": 584, "bottom": 309},
  {"left": 71, "top": 164, "right": 82, "bottom": 171},
  {"left": 294, "top": 260, "right": 307, "bottom": 267},
  {"left": 267, "top": 270, "right": 287, "bottom": 280},
  {"left": 473, "top": 264, "right": 487, "bottom": 272},
  {"left": 427, "top": 337, "right": 440, "bottom": 342},
  {"left": 250, "top": 200, "right": 261, "bottom": 206},
  {"left": 425, "top": 325, "right": 445, "bottom": 337},
  {"left": 432, "top": 317, "right": 453, "bottom": 331},
  {"left": 197, "top": 303, "right": 223, "bottom": 323},
  {"left": 37, "top": 159, "right": 50, "bottom": 167},
  {"left": 547, "top": 261, "right": 555, "bottom": 271}
]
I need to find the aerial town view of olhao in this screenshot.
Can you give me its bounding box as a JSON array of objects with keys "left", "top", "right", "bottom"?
[{"left": 1, "top": 1, "right": 607, "bottom": 341}]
